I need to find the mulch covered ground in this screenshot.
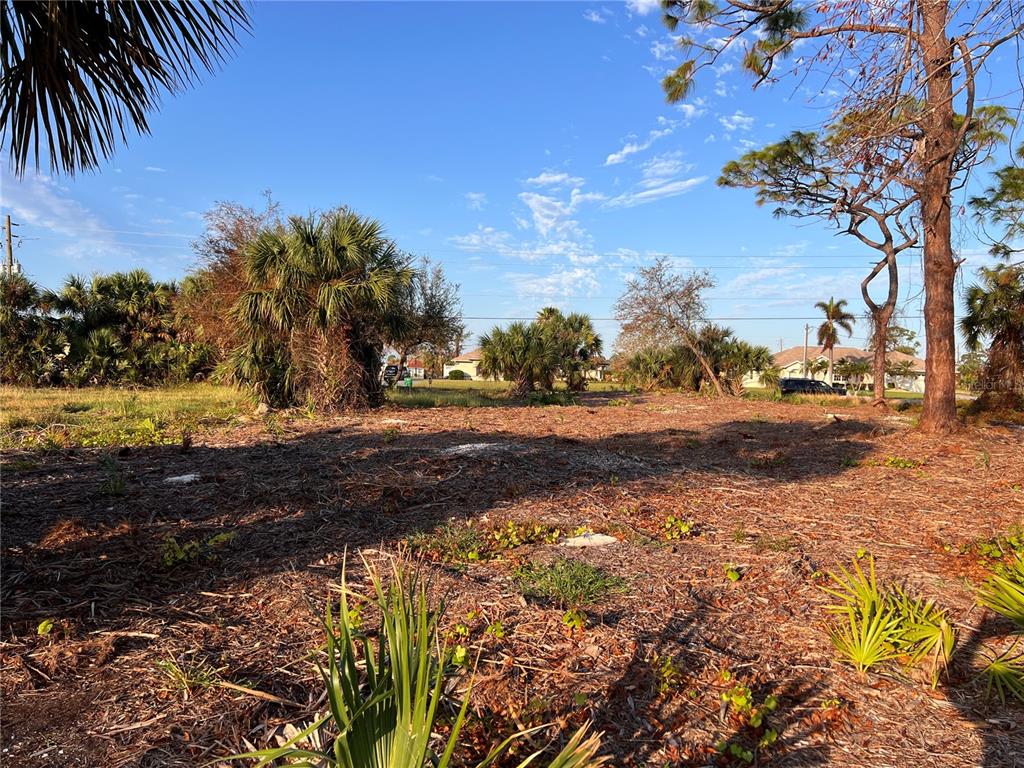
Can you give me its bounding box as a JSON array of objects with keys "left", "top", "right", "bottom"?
[{"left": 2, "top": 392, "right": 1023, "bottom": 767}]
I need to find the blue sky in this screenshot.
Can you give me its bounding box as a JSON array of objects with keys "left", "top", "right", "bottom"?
[{"left": 2, "top": 1, "right": 1019, "bottom": 354}]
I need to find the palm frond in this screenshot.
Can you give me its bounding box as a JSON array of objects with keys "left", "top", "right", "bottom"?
[{"left": 3, "top": 1, "right": 250, "bottom": 176}]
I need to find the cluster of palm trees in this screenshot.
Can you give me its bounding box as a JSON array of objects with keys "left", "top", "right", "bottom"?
[
  {"left": 0, "top": 269, "right": 212, "bottom": 386},
  {"left": 223, "top": 209, "right": 415, "bottom": 409},
  {"left": 478, "top": 309, "right": 602, "bottom": 398},
  {"left": 616, "top": 326, "right": 777, "bottom": 394}
]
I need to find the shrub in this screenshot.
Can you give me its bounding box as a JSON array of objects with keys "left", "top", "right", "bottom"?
[
  {"left": 526, "top": 390, "right": 579, "bottom": 407},
  {"left": 447, "top": 369, "right": 468, "bottom": 380}
]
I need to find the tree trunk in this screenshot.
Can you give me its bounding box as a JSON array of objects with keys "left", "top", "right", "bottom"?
[
  {"left": 872, "top": 324, "right": 889, "bottom": 405},
  {"left": 510, "top": 375, "right": 532, "bottom": 398},
  {"left": 682, "top": 331, "right": 726, "bottom": 397},
  {"left": 826, "top": 348, "right": 834, "bottom": 385},
  {"left": 918, "top": 0, "right": 959, "bottom": 433},
  {"left": 862, "top": 253, "right": 899, "bottom": 407}
]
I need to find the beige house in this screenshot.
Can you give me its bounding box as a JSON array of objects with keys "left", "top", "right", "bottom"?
[
  {"left": 443, "top": 347, "right": 484, "bottom": 379},
  {"left": 742, "top": 345, "right": 927, "bottom": 393}
]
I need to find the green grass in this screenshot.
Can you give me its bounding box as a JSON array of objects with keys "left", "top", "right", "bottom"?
[
  {"left": 743, "top": 387, "right": 924, "bottom": 403},
  {"left": 0, "top": 384, "right": 247, "bottom": 449},
  {"left": 387, "top": 379, "right": 623, "bottom": 408},
  {"left": 514, "top": 558, "right": 627, "bottom": 609}
]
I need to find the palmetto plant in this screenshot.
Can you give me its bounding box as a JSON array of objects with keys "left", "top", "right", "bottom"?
[
  {"left": 820, "top": 555, "right": 957, "bottom": 683},
  {"left": 814, "top": 297, "right": 855, "bottom": 384},
  {"left": 982, "top": 643, "right": 1024, "bottom": 704},
  {"left": 2, "top": 1, "right": 250, "bottom": 176},
  {"left": 478, "top": 322, "right": 558, "bottom": 398},
  {"left": 225, "top": 210, "right": 414, "bottom": 409},
  {"left": 227, "top": 557, "right": 607, "bottom": 767},
  {"left": 960, "top": 263, "right": 1024, "bottom": 393},
  {"left": 975, "top": 555, "right": 1024, "bottom": 628}
]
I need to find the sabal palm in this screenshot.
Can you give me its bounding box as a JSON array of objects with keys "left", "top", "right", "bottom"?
[
  {"left": 228, "top": 210, "right": 414, "bottom": 408},
  {"left": 479, "top": 322, "right": 557, "bottom": 398},
  {"left": 815, "top": 297, "right": 855, "bottom": 383},
  {"left": 3, "top": 1, "right": 249, "bottom": 176},
  {"left": 536, "top": 308, "right": 603, "bottom": 391},
  {"left": 961, "top": 263, "right": 1024, "bottom": 392}
]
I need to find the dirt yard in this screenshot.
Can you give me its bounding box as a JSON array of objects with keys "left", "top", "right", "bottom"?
[{"left": 2, "top": 391, "right": 1022, "bottom": 767}]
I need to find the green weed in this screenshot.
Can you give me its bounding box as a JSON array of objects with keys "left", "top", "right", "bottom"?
[{"left": 514, "top": 558, "right": 626, "bottom": 609}]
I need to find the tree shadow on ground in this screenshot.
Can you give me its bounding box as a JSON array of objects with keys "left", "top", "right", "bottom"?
[
  {"left": 0, "top": 414, "right": 892, "bottom": 764},
  {"left": 2, "top": 416, "right": 882, "bottom": 633},
  {"left": 947, "top": 614, "right": 1024, "bottom": 768}
]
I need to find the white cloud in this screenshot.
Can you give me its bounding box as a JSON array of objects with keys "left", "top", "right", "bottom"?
[
  {"left": 144, "top": 166, "right": 166, "bottom": 173},
  {"left": 714, "top": 80, "right": 729, "bottom": 97},
  {"left": 605, "top": 176, "right": 708, "bottom": 208},
  {"left": 450, "top": 225, "right": 518, "bottom": 255},
  {"left": 525, "top": 171, "right": 585, "bottom": 188},
  {"left": 713, "top": 62, "right": 735, "bottom": 76},
  {"left": 507, "top": 267, "right": 601, "bottom": 299},
  {"left": 639, "top": 151, "right": 690, "bottom": 184},
  {"left": 650, "top": 40, "right": 676, "bottom": 61},
  {"left": 719, "top": 110, "right": 755, "bottom": 132},
  {"left": 465, "top": 192, "right": 488, "bottom": 211},
  {"left": 2, "top": 170, "right": 107, "bottom": 239},
  {"left": 677, "top": 101, "right": 707, "bottom": 123},
  {"left": 582, "top": 9, "right": 606, "bottom": 24},
  {"left": 605, "top": 117, "right": 677, "bottom": 165},
  {"left": 626, "top": 0, "right": 660, "bottom": 15},
  {"left": 635, "top": 24, "right": 650, "bottom": 37}
]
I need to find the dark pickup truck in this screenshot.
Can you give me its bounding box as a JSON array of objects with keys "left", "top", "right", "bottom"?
[{"left": 780, "top": 378, "right": 846, "bottom": 396}]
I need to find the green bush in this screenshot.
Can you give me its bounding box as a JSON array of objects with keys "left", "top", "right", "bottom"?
[
  {"left": 526, "top": 390, "right": 579, "bottom": 407},
  {"left": 447, "top": 369, "right": 468, "bottom": 380}
]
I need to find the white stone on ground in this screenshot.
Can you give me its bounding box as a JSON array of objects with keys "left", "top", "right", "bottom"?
[
  {"left": 560, "top": 533, "right": 618, "bottom": 548},
  {"left": 164, "top": 473, "right": 200, "bottom": 484}
]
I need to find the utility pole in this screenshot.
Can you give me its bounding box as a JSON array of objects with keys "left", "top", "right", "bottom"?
[
  {"left": 802, "top": 324, "right": 810, "bottom": 378},
  {"left": 4, "top": 215, "right": 14, "bottom": 275}
]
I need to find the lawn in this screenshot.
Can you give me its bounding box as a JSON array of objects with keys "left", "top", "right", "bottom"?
[
  {"left": 2, "top": 389, "right": 1023, "bottom": 767},
  {"left": 0, "top": 384, "right": 248, "bottom": 449}
]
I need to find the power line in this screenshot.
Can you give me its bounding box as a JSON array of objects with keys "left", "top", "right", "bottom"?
[{"left": 462, "top": 314, "right": 936, "bottom": 322}]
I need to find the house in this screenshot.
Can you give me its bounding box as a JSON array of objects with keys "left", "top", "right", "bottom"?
[
  {"left": 585, "top": 355, "right": 611, "bottom": 381},
  {"left": 406, "top": 358, "right": 426, "bottom": 379},
  {"left": 742, "top": 345, "right": 927, "bottom": 393},
  {"left": 443, "top": 347, "right": 484, "bottom": 379}
]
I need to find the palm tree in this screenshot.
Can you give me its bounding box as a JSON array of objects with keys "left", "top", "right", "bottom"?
[
  {"left": 960, "top": 263, "right": 1024, "bottom": 393},
  {"left": 535, "top": 308, "right": 603, "bottom": 391},
  {"left": 814, "top": 297, "right": 855, "bottom": 384},
  {"left": 0, "top": 272, "right": 44, "bottom": 383},
  {"left": 3, "top": 1, "right": 250, "bottom": 176},
  {"left": 226, "top": 210, "right": 414, "bottom": 409},
  {"left": 478, "top": 322, "right": 557, "bottom": 398},
  {"left": 808, "top": 358, "right": 829, "bottom": 381}
]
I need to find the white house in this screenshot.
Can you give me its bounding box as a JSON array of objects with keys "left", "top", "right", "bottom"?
[{"left": 742, "top": 345, "right": 927, "bottom": 393}]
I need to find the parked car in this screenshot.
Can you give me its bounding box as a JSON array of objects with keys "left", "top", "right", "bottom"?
[
  {"left": 780, "top": 378, "right": 846, "bottom": 396},
  {"left": 382, "top": 364, "right": 399, "bottom": 385}
]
